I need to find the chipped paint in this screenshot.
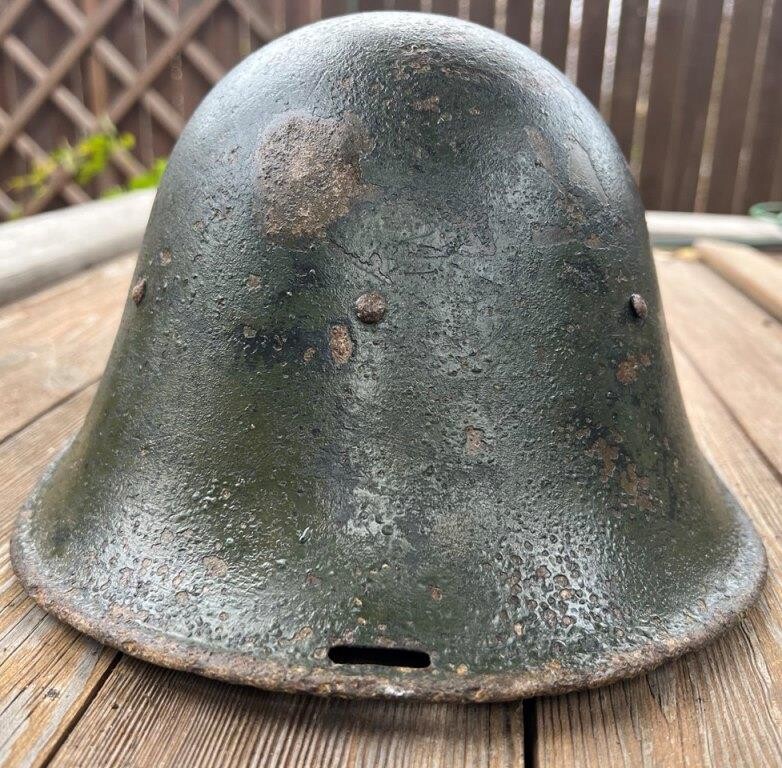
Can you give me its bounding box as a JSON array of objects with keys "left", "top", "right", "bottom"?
[
  {"left": 328, "top": 324, "right": 353, "bottom": 365},
  {"left": 258, "top": 114, "right": 375, "bottom": 240}
]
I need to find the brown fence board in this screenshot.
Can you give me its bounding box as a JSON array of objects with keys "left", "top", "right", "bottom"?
[
  {"left": 576, "top": 0, "right": 609, "bottom": 107},
  {"left": 541, "top": 0, "right": 571, "bottom": 72},
  {"left": 706, "top": 0, "right": 765, "bottom": 213},
  {"left": 469, "top": 0, "right": 495, "bottom": 28},
  {"left": 505, "top": 0, "right": 532, "bottom": 44},
  {"left": 357, "top": 0, "right": 385, "bottom": 11},
  {"left": 662, "top": 0, "right": 724, "bottom": 211},
  {"left": 638, "top": 0, "right": 688, "bottom": 209},
  {"left": 285, "top": 0, "right": 315, "bottom": 31},
  {"left": 741, "top": 0, "right": 782, "bottom": 213},
  {"left": 432, "top": 0, "right": 459, "bottom": 19},
  {"left": 608, "top": 0, "right": 647, "bottom": 157},
  {"left": 321, "top": 0, "right": 348, "bottom": 18}
]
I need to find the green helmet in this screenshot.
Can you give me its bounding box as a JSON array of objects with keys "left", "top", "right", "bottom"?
[{"left": 13, "top": 12, "right": 765, "bottom": 701}]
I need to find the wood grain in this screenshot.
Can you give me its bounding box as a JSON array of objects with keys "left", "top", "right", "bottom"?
[
  {"left": 655, "top": 253, "right": 782, "bottom": 473},
  {"left": 50, "top": 657, "right": 524, "bottom": 768},
  {"left": 504, "top": 0, "right": 532, "bottom": 44},
  {"left": 541, "top": 0, "right": 571, "bottom": 72},
  {"left": 0, "top": 384, "right": 119, "bottom": 768},
  {"left": 662, "top": 0, "right": 724, "bottom": 211},
  {"left": 609, "top": 0, "right": 648, "bottom": 158},
  {"left": 638, "top": 0, "right": 688, "bottom": 209},
  {"left": 576, "top": 0, "right": 610, "bottom": 107},
  {"left": 534, "top": 348, "right": 782, "bottom": 768},
  {"left": 740, "top": 0, "right": 782, "bottom": 214},
  {"left": 706, "top": 0, "right": 765, "bottom": 213},
  {"left": 694, "top": 239, "right": 782, "bottom": 323},
  {"left": 0, "top": 254, "right": 133, "bottom": 440}
]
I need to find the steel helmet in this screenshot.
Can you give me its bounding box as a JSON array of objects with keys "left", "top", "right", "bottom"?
[{"left": 13, "top": 12, "right": 765, "bottom": 701}]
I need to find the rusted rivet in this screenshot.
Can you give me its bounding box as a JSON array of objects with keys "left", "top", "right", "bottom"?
[
  {"left": 131, "top": 278, "right": 147, "bottom": 306},
  {"left": 355, "top": 291, "right": 387, "bottom": 324},
  {"left": 629, "top": 293, "right": 647, "bottom": 321}
]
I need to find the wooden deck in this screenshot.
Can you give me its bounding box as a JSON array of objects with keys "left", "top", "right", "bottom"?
[{"left": 0, "top": 238, "right": 780, "bottom": 767}]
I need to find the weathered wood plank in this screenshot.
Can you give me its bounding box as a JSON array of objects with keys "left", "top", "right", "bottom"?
[
  {"left": 706, "top": 0, "right": 765, "bottom": 213},
  {"left": 655, "top": 253, "right": 782, "bottom": 473},
  {"left": 576, "top": 0, "right": 610, "bottom": 107},
  {"left": 0, "top": 191, "right": 148, "bottom": 305},
  {"left": 541, "top": 0, "right": 571, "bottom": 71},
  {"left": 49, "top": 656, "right": 524, "bottom": 768},
  {"left": 0, "top": 253, "right": 134, "bottom": 440},
  {"left": 662, "top": 0, "right": 724, "bottom": 211},
  {"left": 740, "top": 0, "right": 782, "bottom": 213},
  {"left": 0, "top": 384, "right": 120, "bottom": 768},
  {"left": 535, "top": 348, "right": 782, "bottom": 768},
  {"left": 639, "top": 0, "right": 688, "bottom": 209},
  {"left": 609, "top": 0, "right": 648, "bottom": 158},
  {"left": 694, "top": 239, "right": 782, "bottom": 323},
  {"left": 504, "top": 0, "right": 532, "bottom": 44},
  {"left": 469, "top": 0, "right": 496, "bottom": 29}
]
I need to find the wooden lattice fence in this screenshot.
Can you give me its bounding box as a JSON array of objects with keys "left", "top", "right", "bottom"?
[{"left": 1, "top": 0, "right": 781, "bottom": 220}]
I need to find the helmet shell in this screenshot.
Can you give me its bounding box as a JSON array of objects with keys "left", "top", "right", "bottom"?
[{"left": 12, "top": 12, "right": 765, "bottom": 701}]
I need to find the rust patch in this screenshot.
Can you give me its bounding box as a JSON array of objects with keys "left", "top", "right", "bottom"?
[
  {"left": 259, "top": 114, "right": 375, "bottom": 240},
  {"left": 329, "top": 324, "right": 353, "bottom": 365},
  {"left": 243, "top": 326, "right": 258, "bottom": 339},
  {"left": 202, "top": 555, "right": 228, "bottom": 578},
  {"left": 159, "top": 249, "right": 172, "bottom": 266},
  {"left": 429, "top": 585, "right": 443, "bottom": 601},
  {"left": 131, "top": 278, "right": 147, "bottom": 306},
  {"left": 616, "top": 353, "right": 652, "bottom": 384},
  {"left": 589, "top": 437, "right": 620, "bottom": 482},
  {"left": 619, "top": 464, "right": 653, "bottom": 510},
  {"left": 246, "top": 274, "right": 262, "bottom": 291},
  {"left": 411, "top": 95, "right": 440, "bottom": 112},
  {"left": 303, "top": 346, "right": 317, "bottom": 363},
  {"left": 464, "top": 426, "right": 485, "bottom": 455}
]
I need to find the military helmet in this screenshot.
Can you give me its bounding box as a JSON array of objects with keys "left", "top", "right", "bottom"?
[{"left": 13, "top": 12, "right": 765, "bottom": 701}]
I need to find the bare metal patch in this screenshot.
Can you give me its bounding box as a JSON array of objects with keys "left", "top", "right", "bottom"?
[
  {"left": 464, "top": 426, "right": 485, "bottom": 455},
  {"left": 202, "top": 555, "right": 228, "bottom": 578},
  {"left": 258, "top": 114, "right": 375, "bottom": 240}
]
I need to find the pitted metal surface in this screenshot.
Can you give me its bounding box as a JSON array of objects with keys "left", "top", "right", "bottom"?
[{"left": 12, "top": 12, "right": 766, "bottom": 701}]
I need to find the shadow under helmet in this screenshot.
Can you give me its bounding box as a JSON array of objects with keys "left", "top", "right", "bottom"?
[{"left": 12, "top": 12, "right": 766, "bottom": 702}]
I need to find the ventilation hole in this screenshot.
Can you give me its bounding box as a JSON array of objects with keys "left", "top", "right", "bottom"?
[{"left": 327, "top": 644, "right": 431, "bottom": 668}]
